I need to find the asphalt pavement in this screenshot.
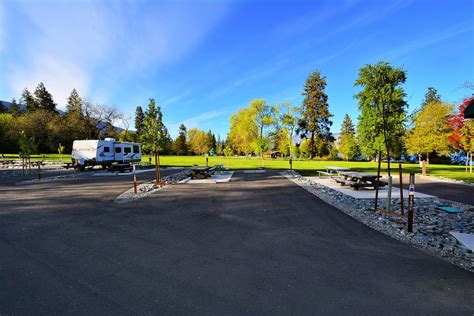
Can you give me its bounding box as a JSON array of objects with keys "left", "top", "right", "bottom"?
[{"left": 0, "top": 170, "right": 473, "bottom": 314}]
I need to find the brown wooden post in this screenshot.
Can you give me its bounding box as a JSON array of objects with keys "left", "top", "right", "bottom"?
[
  {"left": 289, "top": 158, "right": 293, "bottom": 170},
  {"left": 399, "top": 163, "right": 404, "bottom": 215},
  {"left": 374, "top": 151, "right": 382, "bottom": 211},
  {"left": 37, "top": 163, "right": 41, "bottom": 181},
  {"left": 133, "top": 165, "right": 138, "bottom": 194},
  {"left": 206, "top": 157, "right": 209, "bottom": 167}
]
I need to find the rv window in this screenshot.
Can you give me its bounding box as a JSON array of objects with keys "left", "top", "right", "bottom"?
[
  {"left": 103, "top": 146, "right": 110, "bottom": 153},
  {"left": 115, "top": 147, "right": 122, "bottom": 153},
  {"left": 133, "top": 145, "right": 140, "bottom": 153},
  {"left": 124, "top": 147, "right": 132, "bottom": 154}
]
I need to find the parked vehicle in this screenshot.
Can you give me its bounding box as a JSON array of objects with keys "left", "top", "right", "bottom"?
[{"left": 71, "top": 138, "right": 141, "bottom": 170}]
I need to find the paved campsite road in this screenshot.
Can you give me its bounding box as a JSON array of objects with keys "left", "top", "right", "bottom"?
[{"left": 0, "top": 170, "right": 473, "bottom": 315}]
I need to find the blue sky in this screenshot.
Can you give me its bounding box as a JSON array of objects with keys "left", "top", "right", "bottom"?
[{"left": 0, "top": 0, "right": 473, "bottom": 138}]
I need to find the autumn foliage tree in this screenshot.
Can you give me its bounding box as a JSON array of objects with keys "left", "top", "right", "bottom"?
[{"left": 447, "top": 96, "right": 474, "bottom": 173}]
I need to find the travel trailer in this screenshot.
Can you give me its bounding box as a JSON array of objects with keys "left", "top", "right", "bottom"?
[{"left": 71, "top": 138, "right": 142, "bottom": 170}]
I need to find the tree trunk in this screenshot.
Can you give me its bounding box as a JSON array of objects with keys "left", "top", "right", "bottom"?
[
  {"left": 374, "top": 151, "right": 382, "bottom": 211},
  {"left": 418, "top": 154, "right": 421, "bottom": 163},
  {"left": 426, "top": 154, "right": 429, "bottom": 166},
  {"left": 466, "top": 152, "right": 469, "bottom": 173},
  {"left": 261, "top": 153, "right": 264, "bottom": 168},
  {"left": 309, "top": 132, "right": 315, "bottom": 160},
  {"left": 470, "top": 151, "right": 472, "bottom": 174},
  {"left": 154, "top": 151, "right": 161, "bottom": 185}
]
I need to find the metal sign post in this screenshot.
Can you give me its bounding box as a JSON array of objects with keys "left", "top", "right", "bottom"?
[{"left": 407, "top": 173, "right": 415, "bottom": 233}]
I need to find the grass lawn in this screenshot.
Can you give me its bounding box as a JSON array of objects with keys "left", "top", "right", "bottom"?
[{"left": 2, "top": 153, "right": 473, "bottom": 182}]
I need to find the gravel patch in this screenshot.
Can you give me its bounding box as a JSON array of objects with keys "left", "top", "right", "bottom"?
[
  {"left": 115, "top": 170, "right": 192, "bottom": 204},
  {"left": 282, "top": 170, "right": 474, "bottom": 272}
]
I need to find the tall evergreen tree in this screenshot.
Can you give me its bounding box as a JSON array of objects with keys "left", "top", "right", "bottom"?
[
  {"left": 206, "top": 130, "right": 216, "bottom": 153},
  {"left": 0, "top": 101, "right": 6, "bottom": 113},
  {"left": 21, "top": 88, "right": 39, "bottom": 113},
  {"left": 297, "top": 70, "right": 333, "bottom": 159},
  {"left": 421, "top": 87, "right": 441, "bottom": 108},
  {"left": 338, "top": 114, "right": 357, "bottom": 161},
  {"left": 66, "top": 89, "right": 83, "bottom": 115},
  {"left": 173, "top": 123, "right": 188, "bottom": 155},
  {"left": 134, "top": 106, "right": 145, "bottom": 139},
  {"left": 34, "top": 82, "right": 57, "bottom": 113},
  {"left": 9, "top": 98, "right": 20, "bottom": 116}
]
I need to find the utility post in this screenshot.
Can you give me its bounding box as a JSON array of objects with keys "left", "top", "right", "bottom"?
[
  {"left": 398, "top": 163, "right": 404, "bottom": 215},
  {"left": 407, "top": 173, "right": 415, "bottom": 233}
]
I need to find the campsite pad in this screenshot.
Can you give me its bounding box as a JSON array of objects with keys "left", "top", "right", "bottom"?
[
  {"left": 436, "top": 206, "right": 464, "bottom": 213},
  {"left": 450, "top": 232, "right": 474, "bottom": 251},
  {"left": 180, "top": 171, "right": 234, "bottom": 184}
]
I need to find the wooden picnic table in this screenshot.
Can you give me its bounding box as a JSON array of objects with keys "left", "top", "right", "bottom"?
[{"left": 334, "top": 171, "right": 385, "bottom": 190}]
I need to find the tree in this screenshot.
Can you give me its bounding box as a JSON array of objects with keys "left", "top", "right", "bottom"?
[
  {"left": 66, "top": 89, "right": 83, "bottom": 115},
  {"left": 0, "top": 101, "right": 6, "bottom": 113},
  {"left": 251, "top": 99, "right": 274, "bottom": 137},
  {"left": 9, "top": 98, "right": 20, "bottom": 116},
  {"left": 34, "top": 82, "right": 57, "bottom": 113},
  {"left": 355, "top": 61, "right": 407, "bottom": 174},
  {"left": 216, "top": 135, "right": 224, "bottom": 155},
  {"left": 0, "top": 113, "right": 17, "bottom": 153},
  {"left": 338, "top": 114, "right": 357, "bottom": 161},
  {"left": 173, "top": 124, "right": 188, "bottom": 155},
  {"left": 58, "top": 143, "right": 65, "bottom": 161},
  {"left": 206, "top": 130, "right": 216, "bottom": 154},
  {"left": 21, "top": 88, "right": 39, "bottom": 113},
  {"left": 187, "top": 128, "right": 209, "bottom": 155},
  {"left": 18, "top": 130, "right": 37, "bottom": 173},
  {"left": 447, "top": 96, "right": 474, "bottom": 173},
  {"left": 421, "top": 87, "right": 441, "bottom": 109},
  {"left": 280, "top": 102, "right": 299, "bottom": 156},
  {"left": 253, "top": 137, "right": 269, "bottom": 168},
  {"left": 405, "top": 100, "right": 453, "bottom": 164},
  {"left": 228, "top": 105, "right": 258, "bottom": 155},
  {"left": 297, "top": 70, "right": 333, "bottom": 159},
  {"left": 134, "top": 106, "right": 145, "bottom": 140},
  {"left": 223, "top": 146, "right": 233, "bottom": 167},
  {"left": 141, "top": 98, "right": 168, "bottom": 185}
]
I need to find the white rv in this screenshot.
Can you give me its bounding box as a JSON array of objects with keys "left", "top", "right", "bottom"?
[{"left": 71, "top": 138, "right": 142, "bottom": 170}]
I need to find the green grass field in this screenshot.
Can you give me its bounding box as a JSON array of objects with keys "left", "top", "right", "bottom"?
[{"left": 3, "top": 153, "right": 472, "bottom": 183}]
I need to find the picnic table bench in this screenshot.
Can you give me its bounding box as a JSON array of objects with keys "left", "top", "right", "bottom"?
[{"left": 335, "top": 171, "right": 386, "bottom": 190}]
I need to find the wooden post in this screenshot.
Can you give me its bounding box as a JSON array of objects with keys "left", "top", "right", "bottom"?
[
  {"left": 206, "top": 157, "right": 209, "bottom": 167},
  {"left": 133, "top": 165, "right": 138, "bottom": 194},
  {"left": 407, "top": 173, "right": 415, "bottom": 233},
  {"left": 374, "top": 151, "right": 382, "bottom": 211},
  {"left": 421, "top": 160, "right": 427, "bottom": 176},
  {"left": 289, "top": 158, "right": 293, "bottom": 170},
  {"left": 37, "top": 163, "right": 41, "bottom": 181},
  {"left": 398, "top": 163, "right": 404, "bottom": 215}
]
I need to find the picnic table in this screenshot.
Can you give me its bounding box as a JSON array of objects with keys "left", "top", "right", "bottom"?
[
  {"left": 318, "top": 166, "right": 351, "bottom": 177},
  {"left": 214, "top": 164, "right": 224, "bottom": 173},
  {"left": 334, "top": 171, "right": 386, "bottom": 190}
]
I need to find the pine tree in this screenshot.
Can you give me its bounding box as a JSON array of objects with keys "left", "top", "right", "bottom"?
[
  {"left": 34, "top": 82, "right": 57, "bottom": 113},
  {"left": 66, "top": 89, "right": 83, "bottom": 115},
  {"left": 338, "top": 114, "right": 357, "bottom": 161},
  {"left": 21, "top": 88, "right": 39, "bottom": 113},
  {"left": 0, "top": 101, "right": 6, "bottom": 113},
  {"left": 206, "top": 130, "right": 216, "bottom": 153},
  {"left": 421, "top": 87, "right": 441, "bottom": 108},
  {"left": 297, "top": 70, "right": 334, "bottom": 159},
  {"left": 173, "top": 124, "right": 188, "bottom": 155},
  {"left": 134, "top": 106, "right": 145, "bottom": 139},
  {"left": 9, "top": 98, "right": 20, "bottom": 116}
]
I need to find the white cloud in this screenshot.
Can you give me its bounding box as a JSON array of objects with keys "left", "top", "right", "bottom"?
[
  {"left": 3, "top": 0, "right": 230, "bottom": 106},
  {"left": 10, "top": 55, "right": 90, "bottom": 109}
]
